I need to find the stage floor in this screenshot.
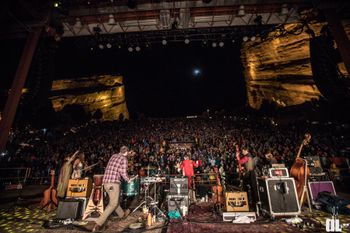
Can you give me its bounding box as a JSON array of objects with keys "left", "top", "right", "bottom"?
[{"left": 0, "top": 200, "right": 350, "bottom": 233}]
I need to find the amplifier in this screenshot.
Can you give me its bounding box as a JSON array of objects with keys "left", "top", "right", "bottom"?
[
  {"left": 269, "top": 168, "right": 289, "bottom": 178},
  {"left": 66, "top": 179, "right": 92, "bottom": 198},
  {"left": 167, "top": 194, "right": 189, "bottom": 216},
  {"left": 56, "top": 199, "right": 85, "bottom": 220},
  {"left": 222, "top": 212, "right": 256, "bottom": 222},
  {"left": 225, "top": 192, "right": 249, "bottom": 212},
  {"left": 308, "top": 181, "right": 336, "bottom": 205},
  {"left": 169, "top": 178, "right": 188, "bottom": 195},
  {"left": 257, "top": 178, "right": 300, "bottom": 218}
]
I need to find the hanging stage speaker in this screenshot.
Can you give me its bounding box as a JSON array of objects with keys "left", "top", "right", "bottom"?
[
  {"left": 257, "top": 178, "right": 300, "bottom": 218},
  {"left": 308, "top": 181, "right": 336, "bottom": 205},
  {"left": 170, "top": 178, "right": 188, "bottom": 195},
  {"left": 56, "top": 199, "right": 85, "bottom": 220}
]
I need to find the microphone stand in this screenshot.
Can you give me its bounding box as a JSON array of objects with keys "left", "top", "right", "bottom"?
[{"left": 300, "top": 159, "right": 312, "bottom": 213}]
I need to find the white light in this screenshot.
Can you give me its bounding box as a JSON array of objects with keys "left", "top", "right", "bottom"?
[
  {"left": 98, "top": 44, "right": 104, "bottom": 49},
  {"left": 232, "top": 39, "right": 235, "bottom": 43},
  {"left": 243, "top": 36, "right": 248, "bottom": 42},
  {"left": 219, "top": 41, "right": 224, "bottom": 47},
  {"left": 106, "top": 43, "right": 112, "bottom": 48},
  {"left": 118, "top": 45, "right": 122, "bottom": 49},
  {"left": 128, "top": 47, "right": 133, "bottom": 52},
  {"left": 193, "top": 69, "right": 201, "bottom": 76},
  {"left": 238, "top": 5, "right": 245, "bottom": 17},
  {"left": 90, "top": 47, "right": 94, "bottom": 51},
  {"left": 108, "top": 14, "right": 116, "bottom": 25},
  {"left": 250, "top": 36, "right": 256, "bottom": 41},
  {"left": 281, "top": 4, "right": 289, "bottom": 15},
  {"left": 135, "top": 46, "right": 141, "bottom": 52},
  {"left": 184, "top": 38, "right": 190, "bottom": 44},
  {"left": 212, "top": 42, "right": 217, "bottom": 47},
  {"left": 162, "top": 39, "right": 167, "bottom": 45}
]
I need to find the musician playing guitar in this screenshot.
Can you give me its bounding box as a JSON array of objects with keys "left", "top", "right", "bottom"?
[{"left": 83, "top": 146, "right": 136, "bottom": 232}]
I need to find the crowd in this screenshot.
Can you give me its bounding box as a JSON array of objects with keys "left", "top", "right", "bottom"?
[{"left": 1, "top": 115, "right": 349, "bottom": 185}]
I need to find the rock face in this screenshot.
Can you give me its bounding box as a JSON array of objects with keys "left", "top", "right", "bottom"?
[
  {"left": 241, "top": 23, "right": 324, "bottom": 109},
  {"left": 50, "top": 75, "right": 129, "bottom": 121}
]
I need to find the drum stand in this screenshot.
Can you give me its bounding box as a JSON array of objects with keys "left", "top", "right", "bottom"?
[{"left": 132, "top": 181, "right": 167, "bottom": 220}]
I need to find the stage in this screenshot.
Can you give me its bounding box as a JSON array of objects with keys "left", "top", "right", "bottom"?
[{"left": 1, "top": 196, "right": 350, "bottom": 233}]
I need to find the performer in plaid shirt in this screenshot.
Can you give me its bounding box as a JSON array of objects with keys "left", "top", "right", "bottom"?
[{"left": 85, "top": 146, "right": 135, "bottom": 232}]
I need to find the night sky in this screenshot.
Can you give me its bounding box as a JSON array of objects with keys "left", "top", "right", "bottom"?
[{"left": 2, "top": 37, "right": 247, "bottom": 118}]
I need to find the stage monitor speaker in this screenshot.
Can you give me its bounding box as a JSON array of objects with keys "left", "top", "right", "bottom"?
[
  {"left": 225, "top": 192, "right": 249, "bottom": 212},
  {"left": 308, "top": 181, "right": 336, "bottom": 205},
  {"left": 66, "top": 178, "right": 92, "bottom": 198},
  {"left": 167, "top": 194, "right": 189, "bottom": 216},
  {"left": 170, "top": 178, "right": 188, "bottom": 195},
  {"left": 56, "top": 199, "right": 85, "bottom": 220},
  {"left": 257, "top": 178, "right": 300, "bottom": 218}
]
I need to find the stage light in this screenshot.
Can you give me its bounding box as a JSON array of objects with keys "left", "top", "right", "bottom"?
[
  {"left": 74, "top": 18, "right": 82, "bottom": 28},
  {"left": 90, "top": 47, "right": 94, "bottom": 51},
  {"left": 254, "top": 15, "right": 263, "bottom": 25},
  {"left": 238, "top": 5, "right": 245, "bottom": 16},
  {"left": 162, "top": 39, "right": 167, "bottom": 45},
  {"left": 243, "top": 36, "right": 248, "bottom": 42},
  {"left": 98, "top": 44, "right": 104, "bottom": 49},
  {"left": 53, "top": 2, "right": 60, "bottom": 8},
  {"left": 135, "top": 46, "right": 141, "bottom": 52},
  {"left": 232, "top": 39, "right": 235, "bottom": 43},
  {"left": 212, "top": 42, "right": 217, "bottom": 47},
  {"left": 193, "top": 68, "right": 201, "bottom": 76},
  {"left": 108, "top": 14, "right": 116, "bottom": 25},
  {"left": 219, "top": 41, "right": 224, "bottom": 47},
  {"left": 250, "top": 36, "right": 256, "bottom": 41},
  {"left": 281, "top": 4, "right": 289, "bottom": 15},
  {"left": 184, "top": 38, "right": 190, "bottom": 44},
  {"left": 128, "top": 47, "right": 133, "bottom": 52},
  {"left": 118, "top": 45, "right": 122, "bottom": 49},
  {"left": 106, "top": 43, "right": 112, "bottom": 49}
]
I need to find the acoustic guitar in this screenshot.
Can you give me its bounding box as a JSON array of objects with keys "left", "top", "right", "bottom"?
[{"left": 40, "top": 170, "right": 58, "bottom": 211}]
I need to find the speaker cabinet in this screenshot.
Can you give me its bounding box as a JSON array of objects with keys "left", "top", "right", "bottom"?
[
  {"left": 56, "top": 199, "right": 85, "bottom": 219},
  {"left": 257, "top": 178, "right": 300, "bottom": 218},
  {"left": 308, "top": 181, "right": 336, "bottom": 205},
  {"left": 66, "top": 179, "right": 92, "bottom": 198},
  {"left": 169, "top": 178, "right": 188, "bottom": 195},
  {"left": 225, "top": 192, "right": 249, "bottom": 212},
  {"left": 167, "top": 194, "right": 189, "bottom": 216}
]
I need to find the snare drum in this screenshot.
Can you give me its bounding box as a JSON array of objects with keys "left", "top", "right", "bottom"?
[{"left": 121, "top": 178, "right": 140, "bottom": 197}]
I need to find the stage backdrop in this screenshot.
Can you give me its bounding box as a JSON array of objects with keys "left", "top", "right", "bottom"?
[
  {"left": 241, "top": 22, "right": 349, "bottom": 109},
  {"left": 50, "top": 75, "right": 129, "bottom": 121}
]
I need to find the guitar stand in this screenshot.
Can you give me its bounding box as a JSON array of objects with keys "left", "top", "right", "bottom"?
[{"left": 300, "top": 159, "right": 312, "bottom": 213}]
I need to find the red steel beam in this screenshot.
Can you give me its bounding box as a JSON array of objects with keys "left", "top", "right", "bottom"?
[{"left": 0, "top": 27, "right": 42, "bottom": 151}]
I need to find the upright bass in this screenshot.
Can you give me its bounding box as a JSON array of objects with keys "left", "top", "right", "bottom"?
[{"left": 290, "top": 133, "right": 311, "bottom": 204}]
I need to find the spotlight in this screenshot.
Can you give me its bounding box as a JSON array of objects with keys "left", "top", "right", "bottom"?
[
  {"left": 128, "top": 47, "right": 133, "bottom": 52},
  {"left": 184, "top": 38, "right": 190, "bottom": 44},
  {"left": 127, "top": 0, "right": 137, "bottom": 9},
  {"left": 281, "top": 4, "right": 289, "bottom": 16},
  {"left": 212, "top": 42, "right": 217, "bottom": 47},
  {"left": 219, "top": 41, "right": 224, "bottom": 47},
  {"left": 53, "top": 2, "right": 60, "bottom": 8},
  {"left": 106, "top": 43, "right": 112, "bottom": 49},
  {"left": 162, "top": 39, "right": 167, "bottom": 45},
  {"left": 98, "top": 44, "right": 104, "bottom": 49},
  {"left": 250, "top": 36, "right": 256, "bottom": 41},
  {"left": 243, "top": 36, "right": 248, "bottom": 42},
  {"left": 108, "top": 14, "right": 116, "bottom": 25},
  {"left": 238, "top": 5, "right": 245, "bottom": 17},
  {"left": 232, "top": 39, "right": 235, "bottom": 43},
  {"left": 135, "top": 46, "right": 141, "bottom": 52},
  {"left": 74, "top": 18, "right": 82, "bottom": 28}
]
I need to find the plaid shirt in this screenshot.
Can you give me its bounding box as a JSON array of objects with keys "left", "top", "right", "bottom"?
[{"left": 103, "top": 153, "right": 129, "bottom": 184}]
